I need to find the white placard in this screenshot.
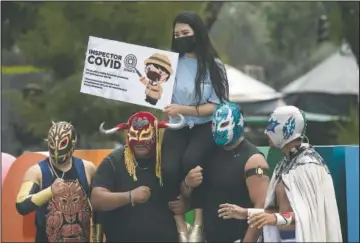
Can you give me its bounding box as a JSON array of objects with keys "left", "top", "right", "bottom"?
[{"left": 80, "top": 36, "right": 179, "bottom": 110}]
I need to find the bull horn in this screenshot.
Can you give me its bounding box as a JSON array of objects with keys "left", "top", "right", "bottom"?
[
  {"left": 99, "top": 122, "right": 129, "bottom": 134},
  {"left": 160, "top": 114, "right": 185, "bottom": 130},
  {"left": 99, "top": 122, "right": 120, "bottom": 134}
]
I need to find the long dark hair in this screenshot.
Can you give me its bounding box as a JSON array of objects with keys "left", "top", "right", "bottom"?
[{"left": 171, "top": 11, "right": 229, "bottom": 104}]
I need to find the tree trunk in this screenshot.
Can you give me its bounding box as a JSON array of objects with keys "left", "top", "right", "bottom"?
[
  {"left": 338, "top": 2, "right": 359, "bottom": 65},
  {"left": 203, "top": 2, "right": 225, "bottom": 31}
]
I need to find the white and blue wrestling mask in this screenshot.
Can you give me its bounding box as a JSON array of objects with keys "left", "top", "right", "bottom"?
[
  {"left": 212, "top": 102, "right": 244, "bottom": 146},
  {"left": 264, "top": 106, "right": 307, "bottom": 149}
]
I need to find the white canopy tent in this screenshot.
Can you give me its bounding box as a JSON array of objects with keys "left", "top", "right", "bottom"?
[
  {"left": 225, "top": 65, "right": 285, "bottom": 116},
  {"left": 282, "top": 48, "right": 359, "bottom": 117},
  {"left": 226, "top": 65, "right": 282, "bottom": 102},
  {"left": 282, "top": 51, "right": 359, "bottom": 95}
]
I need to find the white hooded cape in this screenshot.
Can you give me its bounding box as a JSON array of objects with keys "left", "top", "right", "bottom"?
[{"left": 262, "top": 146, "right": 343, "bottom": 242}]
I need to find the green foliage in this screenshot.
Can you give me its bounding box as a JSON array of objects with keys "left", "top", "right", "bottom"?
[
  {"left": 3, "top": 2, "right": 205, "bottom": 147},
  {"left": 335, "top": 106, "right": 359, "bottom": 145},
  {"left": 262, "top": 2, "right": 325, "bottom": 58},
  {"left": 1, "top": 2, "right": 40, "bottom": 49},
  {"left": 211, "top": 2, "right": 335, "bottom": 88},
  {"left": 6, "top": 75, "right": 166, "bottom": 151},
  {"left": 324, "top": 2, "right": 344, "bottom": 45},
  {"left": 211, "top": 2, "right": 272, "bottom": 68},
  {"left": 337, "top": 2, "right": 359, "bottom": 64},
  {"left": 260, "top": 2, "right": 334, "bottom": 88},
  {"left": 14, "top": 2, "right": 205, "bottom": 79},
  {"left": 9, "top": 72, "right": 164, "bottom": 138},
  {"left": 210, "top": 2, "right": 358, "bottom": 89},
  {"left": 4, "top": 2, "right": 358, "bottom": 150}
]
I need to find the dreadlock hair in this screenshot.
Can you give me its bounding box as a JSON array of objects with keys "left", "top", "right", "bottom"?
[
  {"left": 123, "top": 121, "right": 165, "bottom": 186},
  {"left": 124, "top": 130, "right": 137, "bottom": 181}
]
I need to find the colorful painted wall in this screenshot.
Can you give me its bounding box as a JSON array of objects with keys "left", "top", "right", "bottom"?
[
  {"left": 344, "top": 146, "right": 359, "bottom": 243},
  {"left": 2, "top": 146, "right": 359, "bottom": 242}
]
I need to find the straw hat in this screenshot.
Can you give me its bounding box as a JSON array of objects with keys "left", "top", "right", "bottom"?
[{"left": 144, "top": 53, "right": 173, "bottom": 75}]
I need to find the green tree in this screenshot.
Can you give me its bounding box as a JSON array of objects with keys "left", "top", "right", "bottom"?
[
  {"left": 212, "top": 2, "right": 355, "bottom": 89},
  {"left": 338, "top": 2, "right": 359, "bottom": 64},
  {"left": 260, "top": 2, "right": 331, "bottom": 88},
  {"left": 203, "top": 2, "right": 225, "bottom": 31},
  {"left": 5, "top": 2, "right": 215, "bottom": 148},
  {"left": 261, "top": 2, "right": 359, "bottom": 88},
  {"left": 335, "top": 106, "right": 359, "bottom": 145},
  {"left": 210, "top": 2, "right": 336, "bottom": 88},
  {"left": 7, "top": 73, "right": 163, "bottom": 147},
  {"left": 262, "top": 2, "right": 326, "bottom": 60},
  {"left": 1, "top": 2, "right": 41, "bottom": 49},
  {"left": 211, "top": 2, "right": 272, "bottom": 68},
  {"left": 322, "top": 2, "right": 359, "bottom": 64},
  {"left": 14, "top": 2, "right": 204, "bottom": 79}
]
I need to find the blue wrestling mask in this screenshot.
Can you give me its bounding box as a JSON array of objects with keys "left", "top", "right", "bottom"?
[{"left": 212, "top": 102, "right": 244, "bottom": 146}]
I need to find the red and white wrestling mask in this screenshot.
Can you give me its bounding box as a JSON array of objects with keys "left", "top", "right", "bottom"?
[{"left": 99, "top": 112, "right": 185, "bottom": 158}]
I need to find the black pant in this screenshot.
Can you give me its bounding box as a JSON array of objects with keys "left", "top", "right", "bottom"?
[{"left": 161, "top": 122, "right": 215, "bottom": 207}]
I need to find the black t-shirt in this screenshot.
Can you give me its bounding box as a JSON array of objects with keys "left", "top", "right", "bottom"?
[
  {"left": 203, "top": 139, "right": 263, "bottom": 242},
  {"left": 92, "top": 148, "right": 178, "bottom": 242}
]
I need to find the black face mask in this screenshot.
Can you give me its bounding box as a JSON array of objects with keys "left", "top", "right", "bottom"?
[{"left": 173, "top": 36, "right": 195, "bottom": 55}]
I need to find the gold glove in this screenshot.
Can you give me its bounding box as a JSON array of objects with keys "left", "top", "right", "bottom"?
[
  {"left": 178, "top": 231, "right": 188, "bottom": 243},
  {"left": 92, "top": 224, "right": 103, "bottom": 242},
  {"left": 188, "top": 225, "right": 204, "bottom": 242}
]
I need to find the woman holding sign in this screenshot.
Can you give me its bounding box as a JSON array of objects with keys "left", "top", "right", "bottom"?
[{"left": 162, "top": 11, "right": 229, "bottom": 242}]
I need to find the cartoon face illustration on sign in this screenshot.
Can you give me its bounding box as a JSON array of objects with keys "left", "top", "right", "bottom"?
[{"left": 138, "top": 53, "right": 173, "bottom": 105}]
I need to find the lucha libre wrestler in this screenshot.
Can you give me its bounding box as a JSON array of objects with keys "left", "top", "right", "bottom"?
[
  {"left": 15, "top": 121, "right": 99, "bottom": 242},
  {"left": 91, "top": 112, "right": 188, "bottom": 242},
  {"left": 180, "top": 102, "right": 269, "bottom": 242},
  {"left": 219, "top": 106, "right": 343, "bottom": 242}
]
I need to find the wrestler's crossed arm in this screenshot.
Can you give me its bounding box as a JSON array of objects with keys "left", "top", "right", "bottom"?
[
  {"left": 248, "top": 180, "right": 296, "bottom": 230},
  {"left": 90, "top": 157, "right": 132, "bottom": 212},
  {"left": 217, "top": 204, "right": 294, "bottom": 230},
  {"left": 218, "top": 202, "right": 296, "bottom": 230},
  {"left": 248, "top": 211, "right": 295, "bottom": 229},
  {"left": 180, "top": 166, "right": 203, "bottom": 198},
  {"left": 15, "top": 165, "right": 64, "bottom": 215},
  {"left": 218, "top": 182, "right": 296, "bottom": 230},
  {"left": 90, "top": 157, "right": 151, "bottom": 212}
]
